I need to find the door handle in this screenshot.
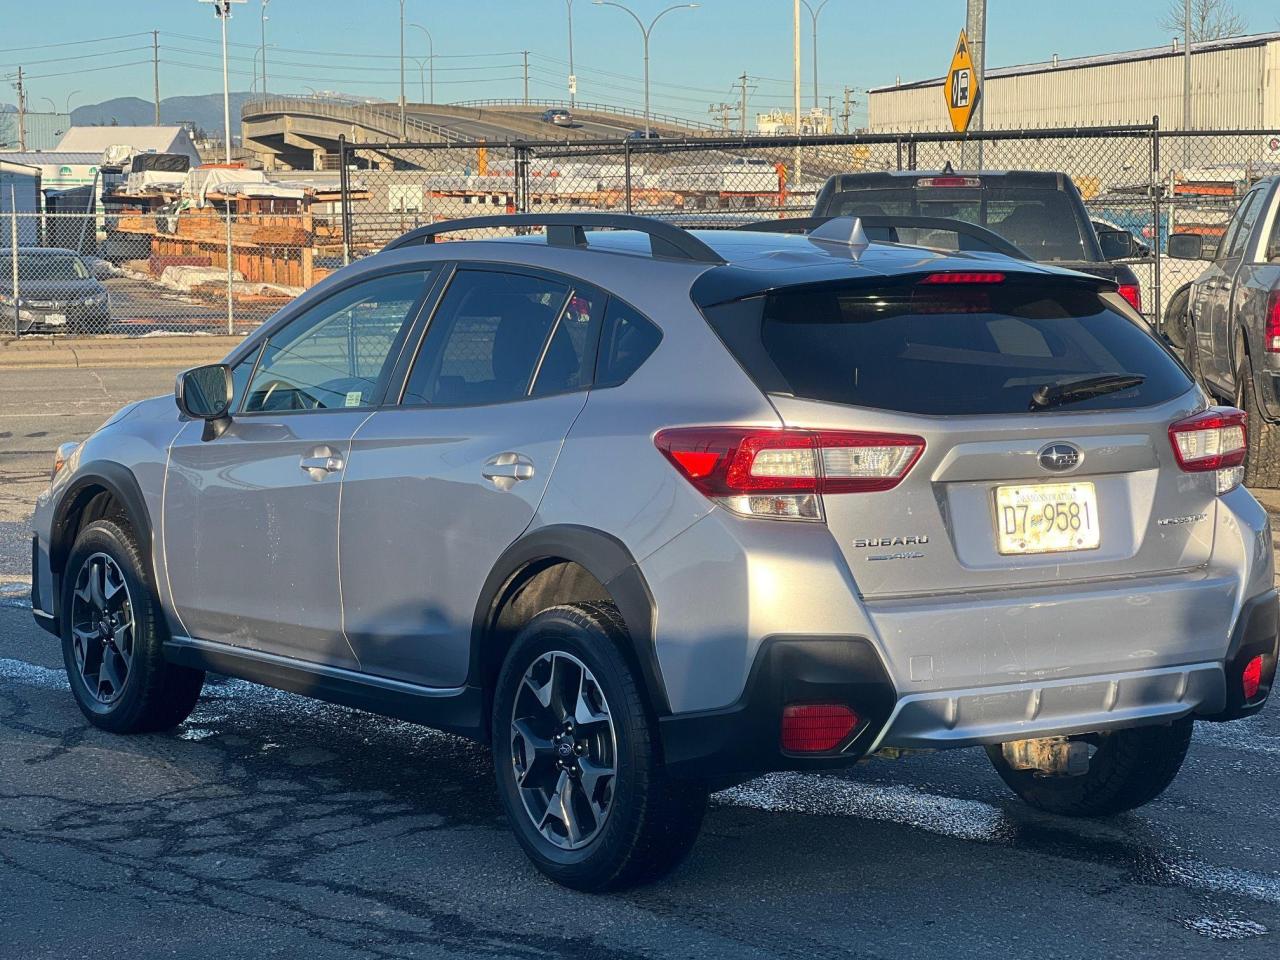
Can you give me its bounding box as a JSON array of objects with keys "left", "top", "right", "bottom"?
[
  {"left": 299, "top": 448, "right": 344, "bottom": 479},
  {"left": 482, "top": 452, "right": 535, "bottom": 487}
]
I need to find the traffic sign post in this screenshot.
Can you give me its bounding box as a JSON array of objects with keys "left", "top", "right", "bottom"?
[{"left": 945, "top": 30, "right": 981, "bottom": 134}]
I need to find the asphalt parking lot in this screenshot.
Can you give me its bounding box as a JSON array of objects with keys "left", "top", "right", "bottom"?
[{"left": 1, "top": 359, "right": 1278, "bottom": 959}]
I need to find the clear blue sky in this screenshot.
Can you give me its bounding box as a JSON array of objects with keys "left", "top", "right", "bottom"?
[{"left": 3, "top": 0, "right": 1279, "bottom": 123}]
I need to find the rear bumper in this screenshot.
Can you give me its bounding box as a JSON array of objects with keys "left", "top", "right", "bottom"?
[{"left": 658, "top": 590, "right": 1277, "bottom": 786}]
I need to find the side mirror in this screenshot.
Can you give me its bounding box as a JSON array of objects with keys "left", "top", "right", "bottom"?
[
  {"left": 175, "top": 363, "right": 233, "bottom": 441},
  {"left": 1096, "top": 228, "right": 1137, "bottom": 261},
  {"left": 1167, "top": 233, "right": 1209, "bottom": 260}
]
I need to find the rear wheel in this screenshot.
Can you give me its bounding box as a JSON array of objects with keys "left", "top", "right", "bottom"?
[
  {"left": 492, "top": 602, "right": 707, "bottom": 891},
  {"left": 61, "top": 518, "right": 205, "bottom": 733},
  {"left": 985, "top": 718, "right": 1192, "bottom": 817},
  {"left": 1235, "top": 353, "right": 1280, "bottom": 489},
  {"left": 1164, "top": 287, "right": 1190, "bottom": 351}
]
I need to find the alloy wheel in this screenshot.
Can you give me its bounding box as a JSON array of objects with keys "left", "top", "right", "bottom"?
[
  {"left": 510, "top": 650, "right": 617, "bottom": 850},
  {"left": 69, "top": 552, "right": 135, "bottom": 705}
]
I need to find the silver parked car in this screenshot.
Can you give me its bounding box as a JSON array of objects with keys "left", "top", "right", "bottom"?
[{"left": 31, "top": 213, "right": 1278, "bottom": 891}]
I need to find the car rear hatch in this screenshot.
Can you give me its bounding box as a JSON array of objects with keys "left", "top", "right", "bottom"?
[{"left": 700, "top": 269, "right": 1222, "bottom": 601}]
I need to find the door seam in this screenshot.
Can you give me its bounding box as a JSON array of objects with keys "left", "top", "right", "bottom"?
[{"left": 336, "top": 408, "right": 381, "bottom": 668}]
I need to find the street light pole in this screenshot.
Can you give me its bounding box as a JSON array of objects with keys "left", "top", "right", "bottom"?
[
  {"left": 565, "top": 0, "right": 576, "bottom": 107},
  {"left": 398, "top": 0, "right": 406, "bottom": 137},
  {"left": 199, "top": 1, "right": 245, "bottom": 164},
  {"left": 410, "top": 24, "right": 434, "bottom": 104},
  {"left": 593, "top": 1, "right": 699, "bottom": 137},
  {"left": 65, "top": 90, "right": 81, "bottom": 114},
  {"left": 260, "top": 0, "right": 270, "bottom": 96},
  {"left": 800, "top": 0, "right": 830, "bottom": 110}
]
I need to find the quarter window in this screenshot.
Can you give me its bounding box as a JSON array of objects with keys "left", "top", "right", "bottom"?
[
  {"left": 241, "top": 271, "right": 429, "bottom": 413},
  {"left": 595, "top": 298, "right": 662, "bottom": 387},
  {"left": 402, "top": 270, "right": 572, "bottom": 406}
]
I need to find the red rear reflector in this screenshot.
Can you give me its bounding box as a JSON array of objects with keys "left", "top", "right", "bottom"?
[
  {"left": 1266, "top": 291, "right": 1280, "bottom": 352},
  {"left": 781, "top": 704, "right": 859, "bottom": 753},
  {"left": 1117, "top": 283, "right": 1142, "bottom": 313},
  {"left": 916, "top": 176, "right": 981, "bottom": 188},
  {"left": 667, "top": 449, "right": 720, "bottom": 479},
  {"left": 919, "top": 271, "right": 1006, "bottom": 285},
  {"left": 1168, "top": 407, "right": 1247, "bottom": 471},
  {"left": 1243, "top": 655, "right": 1264, "bottom": 700}
]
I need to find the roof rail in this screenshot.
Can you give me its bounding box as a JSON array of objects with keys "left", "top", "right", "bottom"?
[
  {"left": 383, "top": 213, "right": 726, "bottom": 264},
  {"left": 739, "top": 215, "right": 1031, "bottom": 261}
]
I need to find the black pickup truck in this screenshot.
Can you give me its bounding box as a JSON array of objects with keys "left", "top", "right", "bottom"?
[
  {"left": 1168, "top": 175, "right": 1280, "bottom": 487},
  {"left": 812, "top": 169, "right": 1144, "bottom": 313}
]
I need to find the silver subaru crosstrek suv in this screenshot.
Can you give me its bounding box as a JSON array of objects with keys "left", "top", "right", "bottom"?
[{"left": 30, "top": 213, "right": 1278, "bottom": 891}]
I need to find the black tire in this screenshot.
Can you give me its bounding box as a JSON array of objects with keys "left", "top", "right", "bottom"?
[
  {"left": 492, "top": 601, "right": 707, "bottom": 891},
  {"left": 985, "top": 718, "right": 1193, "bottom": 817},
  {"left": 1164, "top": 286, "right": 1190, "bottom": 351},
  {"left": 1235, "top": 354, "right": 1280, "bottom": 489},
  {"left": 61, "top": 518, "right": 205, "bottom": 733}
]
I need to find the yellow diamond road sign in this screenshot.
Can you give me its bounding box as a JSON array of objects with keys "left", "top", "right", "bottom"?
[{"left": 945, "top": 30, "right": 980, "bottom": 133}]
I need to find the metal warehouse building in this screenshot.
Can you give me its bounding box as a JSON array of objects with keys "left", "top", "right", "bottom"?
[{"left": 868, "top": 32, "right": 1280, "bottom": 132}]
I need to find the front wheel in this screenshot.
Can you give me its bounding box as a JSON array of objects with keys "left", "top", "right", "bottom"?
[
  {"left": 61, "top": 518, "right": 205, "bottom": 733},
  {"left": 985, "top": 718, "right": 1192, "bottom": 817},
  {"left": 492, "top": 602, "right": 707, "bottom": 891}
]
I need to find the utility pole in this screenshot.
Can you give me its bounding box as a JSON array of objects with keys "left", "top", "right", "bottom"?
[
  {"left": 841, "top": 86, "right": 854, "bottom": 134},
  {"left": 594, "top": 2, "right": 700, "bottom": 139},
  {"left": 801, "top": 1, "right": 831, "bottom": 110},
  {"left": 793, "top": 0, "right": 802, "bottom": 182},
  {"left": 398, "top": 0, "right": 406, "bottom": 138},
  {"left": 522, "top": 51, "right": 530, "bottom": 105},
  {"left": 14, "top": 67, "right": 26, "bottom": 151},
  {"left": 1183, "top": 0, "right": 1192, "bottom": 165},
  {"left": 152, "top": 32, "right": 161, "bottom": 123},
  {"left": 965, "top": 0, "right": 987, "bottom": 167},
  {"left": 260, "top": 0, "right": 270, "bottom": 96},
  {"left": 738, "top": 72, "right": 751, "bottom": 135},
  {"left": 564, "top": 0, "right": 577, "bottom": 107},
  {"left": 199, "top": 1, "right": 244, "bottom": 164},
  {"left": 708, "top": 102, "right": 733, "bottom": 131}
]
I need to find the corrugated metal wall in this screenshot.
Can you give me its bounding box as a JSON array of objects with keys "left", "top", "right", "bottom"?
[{"left": 870, "top": 40, "right": 1277, "bottom": 132}]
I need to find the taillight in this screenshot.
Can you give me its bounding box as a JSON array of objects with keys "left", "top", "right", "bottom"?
[
  {"left": 1168, "top": 407, "right": 1247, "bottom": 493},
  {"left": 916, "top": 176, "right": 981, "bottom": 188},
  {"left": 654, "top": 427, "right": 925, "bottom": 520},
  {"left": 781, "top": 704, "right": 859, "bottom": 753},
  {"left": 919, "top": 271, "right": 1005, "bottom": 284},
  {"left": 1117, "top": 283, "right": 1142, "bottom": 313},
  {"left": 1266, "top": 291, "right": 1280, "bottom": 352},
  {"left": 1242, "top": 654, "right": 1264, "bottom": 701}
]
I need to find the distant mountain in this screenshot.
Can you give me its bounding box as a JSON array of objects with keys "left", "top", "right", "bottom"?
[{"left": 70, "top": 93, "right": 256, "bottom": 136}]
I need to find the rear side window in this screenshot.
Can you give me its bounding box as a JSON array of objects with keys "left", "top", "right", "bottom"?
[
  {"left": 595, "top": 299, "right": 661, "bottom": 387},
  {"left": 703, "top": 280, "right": 1192, "bottom": 416},
  {"left": 402, "top": 269, "right": 570, "bottom": 406}
]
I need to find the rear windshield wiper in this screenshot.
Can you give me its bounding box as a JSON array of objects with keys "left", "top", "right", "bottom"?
[{"left": 1029, "top": 373, "right": 1146, "bottom": 411}]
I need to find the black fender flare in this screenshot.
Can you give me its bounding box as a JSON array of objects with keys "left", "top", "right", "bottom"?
[
  {"left": 469, "top": 524, "right": 668, "bottom": 715},
  {"left": 50, "top": 460, "right": 155, "bottom": 580}
]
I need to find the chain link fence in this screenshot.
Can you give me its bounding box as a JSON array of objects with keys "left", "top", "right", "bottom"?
[{"left": 5, "top": 122, "right": 1278, "bottom": 338}]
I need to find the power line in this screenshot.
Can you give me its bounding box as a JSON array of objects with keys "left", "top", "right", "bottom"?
[
  {"left": 0, "top": 45, "right": 152, "bottom": 69},
  {"left": 8, "top": 60, "right": 154, "bottom": 82},
  {"left": 0, "top": 32, "right": 150, "bottom": 55}
]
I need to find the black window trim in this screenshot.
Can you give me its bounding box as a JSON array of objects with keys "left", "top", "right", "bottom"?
[{"left": 232, "top": 264, "right": 440, "bottom": 418}]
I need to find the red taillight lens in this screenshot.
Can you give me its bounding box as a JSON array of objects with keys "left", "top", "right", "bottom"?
[
  {"left": 1168, "top": 408, "right": 1247, "bottom": 471},
  {"left": 781, "top": 704, "right": 859, "bottom": 753},
  {"left": 1266, "top": 291, "right": 1280, "bottom": 352},
  {"left": 916, "top": 176, "right": 981, "bottom": 188},
  {"left": 1117, "top": 283, "right": 1142, "bottom": 313},
  {"left": 918, "top": 271, "right": 1006, "bottom": 285},
  {"left": 1242, "top": 655, "right": 1263, "bottom": 701}
]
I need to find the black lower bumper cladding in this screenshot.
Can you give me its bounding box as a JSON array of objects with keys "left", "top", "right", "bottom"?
[
  {"left": 658, "top": 636, "right": 896, "bottom": 786},
  {"left": 1200, "top": 588, "right": 1279, "bottom": 721}
]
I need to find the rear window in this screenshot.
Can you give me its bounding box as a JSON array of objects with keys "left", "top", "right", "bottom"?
[
  {"left": 703, "top": 280, "right": 1192, "bottom": 416},
  {"left": 828, "top": 185, "right": 1094, "bottom": 262}
]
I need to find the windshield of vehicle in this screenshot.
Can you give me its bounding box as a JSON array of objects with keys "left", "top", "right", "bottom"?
[
  {"left": 702, "top": 279, "right": 1191, "bottom": 416},
  {"left": 827, "top": 185, "right": 1094, "bottom": 262},
  {"left": 15, "top": 255, "right": 90, "bottom": 282}
]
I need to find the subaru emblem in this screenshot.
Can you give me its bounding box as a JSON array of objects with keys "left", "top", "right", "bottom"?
[{"left": 1038, "top": 442, "right": 1082, "bottom": 472}]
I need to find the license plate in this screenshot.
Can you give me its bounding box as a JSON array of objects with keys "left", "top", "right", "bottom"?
[
  {"left": 995, "top": 481, "right": 1100, "bottom": 555},
  {"left": 44, "top": 313, "right": 67, "bottom": 325}
]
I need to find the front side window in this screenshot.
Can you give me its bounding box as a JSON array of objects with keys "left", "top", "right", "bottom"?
[
  {"left": 402, "top": 269, "right": 573, "bottom": 406},
  {"left": 242, "top": 270, "right": 430, "bottom": 413}
]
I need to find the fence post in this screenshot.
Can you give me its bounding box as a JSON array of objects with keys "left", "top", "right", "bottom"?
[
  {"left": 338, "top": 135, "right": 352, "bottom": 266},
  {"left": 9, "top": 199, "right": 19, "bottom": 337},
  {"left": 223, "top": 202, "right": 234, "bottom": 337},
  {"left": 1150, "top": 115, "right": 1163, "bottom": 335},
  {"left": 514, "top": 144, "right": 531, "bottom": 214},
  {"left": 624, "top": 140, "right": 633, "bottom": 213},
  {"left": 895, "top": 139, "right": 903, "bottom": 171}
]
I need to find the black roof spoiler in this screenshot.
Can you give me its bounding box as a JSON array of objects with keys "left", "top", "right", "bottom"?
[
  {"left": 383, "top": 213, "right": 725, "bottom": 264},
  {"left": 738, "top": 215, "right": 1032, "bottom": 261}
]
